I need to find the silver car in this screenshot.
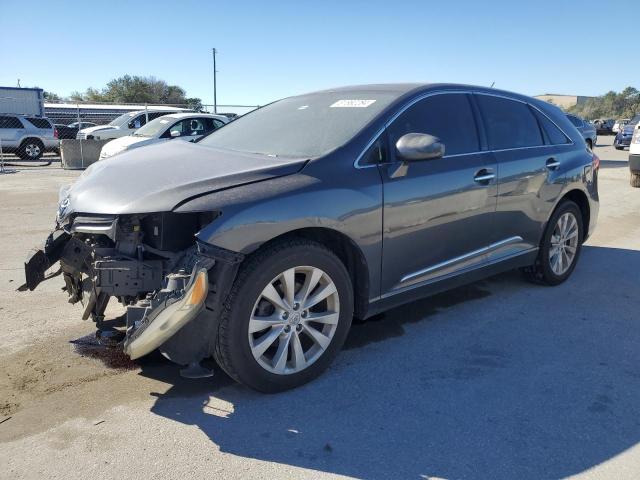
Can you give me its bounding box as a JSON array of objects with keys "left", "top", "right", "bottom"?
[{"left": 0, "top": 114, "right": 58, "bottom": 159}]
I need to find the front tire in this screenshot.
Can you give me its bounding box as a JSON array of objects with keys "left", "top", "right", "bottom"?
[
  {"left": 522, "top": 200, "right": 583, "bottom": 286},
  {"left": 214, "top": 239, "right": 354, "bottom": 392},
  {"left": 631, "top": 172, "right": 640, "bottom": 188},
  {"left": 18, "top": 138, "right": 44, "bottom": 160}
]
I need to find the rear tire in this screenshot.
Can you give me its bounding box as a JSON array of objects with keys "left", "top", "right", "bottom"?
[
  {"left": 18, "top": 138, "right": 44, "bottom": 160},
  {"left": 522, "top": 200, "right": 583, "bottom": 286},
  {"left": 614, "top": 145, "right": 623, "bottom": 151},
  {"left": 631, "top": 172, "right": 640, "bottom": 188},
  {"left": 214, "top": 239, "right": 354, "bottom": 392}
]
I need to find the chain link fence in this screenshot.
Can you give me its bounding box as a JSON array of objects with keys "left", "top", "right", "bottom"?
[{"left": 1, "top": 95, "right": 259, "bottom": 170}]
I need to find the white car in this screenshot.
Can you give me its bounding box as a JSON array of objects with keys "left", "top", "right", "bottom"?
[
  {"left": 99, "top": 113, "right": 229, "bottom": 159},
  {"left": 613, "top": 119, "right": 630, "bottom": 134},
  {"left": 77, "top": 108, "right": 189, "bottom": 140}
]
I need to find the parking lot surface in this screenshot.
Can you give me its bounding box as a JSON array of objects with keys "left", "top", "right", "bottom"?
[{"left": 1, "top": 137, "right": 639, "bottom": 480}]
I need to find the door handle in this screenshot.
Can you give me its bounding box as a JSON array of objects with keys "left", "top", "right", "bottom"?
[
  {"left": 546, "top": 158, "right": 561, "bottom": 170},
  {"left": 474, "top": 169, "right": 495, "bottom": 183}
]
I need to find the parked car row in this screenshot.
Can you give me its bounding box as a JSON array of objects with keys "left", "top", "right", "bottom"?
[
  {"left": 99, "top": 113, "right": 228, "bottom": 159},
  {"left": 0, "top": 108, "right": 236, "bottom": 160}
]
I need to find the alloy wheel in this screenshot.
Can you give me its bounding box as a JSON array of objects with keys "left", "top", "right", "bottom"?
[
  {"left": 25, "top": 143, "right": 41, "bottom": 158},
  {"left": 248, "top": 266, "right": 340, "bottom": 375},
  {"left": 549, "top": 212, "right": 579, "bottom": 275}
]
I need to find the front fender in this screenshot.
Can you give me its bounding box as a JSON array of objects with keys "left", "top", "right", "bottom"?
[{"left": 175, "top": 173, "right": 382, "bottom": 255}]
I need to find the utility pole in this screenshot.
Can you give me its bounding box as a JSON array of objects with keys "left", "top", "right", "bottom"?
[{"left": 212, "top": 48, "right": 218, "bottom": 113}]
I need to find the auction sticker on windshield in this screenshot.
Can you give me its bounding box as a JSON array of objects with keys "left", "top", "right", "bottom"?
[{"left": 330, "top": 99, "right": 376, "bottom": 108}]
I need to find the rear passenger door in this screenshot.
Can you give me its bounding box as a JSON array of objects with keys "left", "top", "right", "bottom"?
[
  {"left": 474, "top": 94, "right": 567, "bottom": 259},
  {"left": 379, "top": 92, "right": 498, "bottom": 294}
]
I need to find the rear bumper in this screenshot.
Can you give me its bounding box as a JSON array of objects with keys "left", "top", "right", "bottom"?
[{"left": 630, "top": 154, "right": 640, "bottom": 173}]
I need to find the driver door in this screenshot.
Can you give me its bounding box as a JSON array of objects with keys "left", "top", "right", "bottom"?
[{"left": 379, "top": 92, "right": 498, "bottom": 295}]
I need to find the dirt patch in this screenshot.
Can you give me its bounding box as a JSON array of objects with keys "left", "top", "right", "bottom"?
[
  {"left": 0, "top": 327, "right": 132, "bottom": 415},
  {"left": 0, "top": 326, "right": 178, "bottom": 441}
]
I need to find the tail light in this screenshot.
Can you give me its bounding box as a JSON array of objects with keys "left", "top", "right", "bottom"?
[
  {"left": 54, "top": 128, "right": 59, "bottom": 139},
  {"left": 592, "top": 152, "right": 600, "bottom": 170}
]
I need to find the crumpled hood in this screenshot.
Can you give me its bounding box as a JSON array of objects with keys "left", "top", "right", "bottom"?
[{"left": 65, "top": 141, "right": 308, "bottom": 215}]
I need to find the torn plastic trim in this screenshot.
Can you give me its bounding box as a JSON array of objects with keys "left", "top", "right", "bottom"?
[
  {"left": 23, "top": 229, "right": 70, "bottom": 291},
  {"left": 123, "top": 266, "right": 209, "bottom": 360}
]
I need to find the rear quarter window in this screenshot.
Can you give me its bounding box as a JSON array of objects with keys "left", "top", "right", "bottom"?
[
  {"left": 476, "top": 94, "right": 543, "bottom": 150},
  {"left": 531, "top": 108, "right": 571, "bottom": 145},
  {"left": 25, "top": 117, "right": 52, "bottom": 129}
]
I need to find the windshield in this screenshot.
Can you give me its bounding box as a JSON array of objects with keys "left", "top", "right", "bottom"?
[
  {"left": 133, "top": 116, "right": 175, "bottom": 137},
  {"left": 108, "top": 112, "right": 137, "bottom": 127},
  {"left": 629, "top": 115, "right": 640, "bottom": 126},
  {"left": 199, "top": 91, "right": 399, "bottom": 157}
]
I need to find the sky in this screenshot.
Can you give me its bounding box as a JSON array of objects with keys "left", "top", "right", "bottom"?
[{"left": 1, "top": 0, "right": 636, "bottom": 108}]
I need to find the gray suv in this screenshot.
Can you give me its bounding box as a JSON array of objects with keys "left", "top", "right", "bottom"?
[
  {"left": 24, "top": 84, "right": 599, "bottom": 392},
  {"left": 0, "top": 114, "right": 58, "bottom": 159}
]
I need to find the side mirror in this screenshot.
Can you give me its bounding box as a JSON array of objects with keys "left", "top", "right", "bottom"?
[
  {"left": 170, "top": 130, "right": 181, "bottom": 138},
  {"left": 395, "top": 133, "right": 445, "bottom": 161}
]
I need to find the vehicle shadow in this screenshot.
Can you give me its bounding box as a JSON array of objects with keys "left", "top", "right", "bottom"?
[{"left": 142, "top": 245, "right": 640, "bottom": 479}]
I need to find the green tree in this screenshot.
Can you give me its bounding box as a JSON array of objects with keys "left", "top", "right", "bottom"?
[
  {"left": 70, "top": 75, "right": 201, "bottom": 107},
  {"left": 568, "top": 86, "right": 639, "bottom": 120}
]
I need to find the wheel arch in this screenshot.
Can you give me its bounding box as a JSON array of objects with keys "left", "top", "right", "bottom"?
[
  {"left": 555, "top": 188, "right": 591, "bottom": 240},
  {"left": 251, "top": 227, "right": 370, "bottom": 320}
]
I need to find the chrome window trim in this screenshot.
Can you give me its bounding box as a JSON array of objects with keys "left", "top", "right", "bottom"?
[{"left": 354, "top": 89, "right": 574, "bottom": 169}]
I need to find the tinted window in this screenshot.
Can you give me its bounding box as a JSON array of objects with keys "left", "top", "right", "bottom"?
[
  {"left": 476, "top": 95, "right": 543, "bottom": 149},
  {"left": 532, "top": 109, "right": 570, "bottom": 145},
  {"left": 0, "top": 116, "right": 24, "bottom": 129},
  {"left": 567, "top": 115, "right": 584, "bottom": 128},
  {"left": 388, "top": 93, "right": 479, "bottom": 156},
  {"left": 25, "top": 117, "right": 52, "bottom": 129},
  {"left": 212, "top": 118, "right": 225, "bottom": 129}
]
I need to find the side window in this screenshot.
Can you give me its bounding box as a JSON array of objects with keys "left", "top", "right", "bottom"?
[
  {"left": 168, "top": 120, "right": 186, "bottom": 136},
  {"left": 567, "top": 115, "right": 583, "bottom": 128},
  {"left": 0, "top": 116, "right": 24, "bottom": 129},
  {"left": 531, "top": 108, "right": 570, "bottom": 145},
  {"left": 387, "top": 93, "right": 480, "bottom": 156},
  {"left": 25, "top": 117, "right": 52, "bottom": 129},
  {"left": 149, "top": 111, "right": 169, "bottom": 121},
  {"left": 213, "top": 119, "right": 226, "bottom": 129},
  {"left": 476, "top": 95, "right": 543, "bottom": 150},
  {"left": 129, "top": 114, "right": 146, "bottom": 129},
  {"left": 187, "top": 118, "right": 205, "bottom": 135}
]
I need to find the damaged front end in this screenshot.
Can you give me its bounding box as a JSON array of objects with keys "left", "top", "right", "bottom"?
[{"left": 24, "top": 211, "right": 243, "bottom": 370}]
